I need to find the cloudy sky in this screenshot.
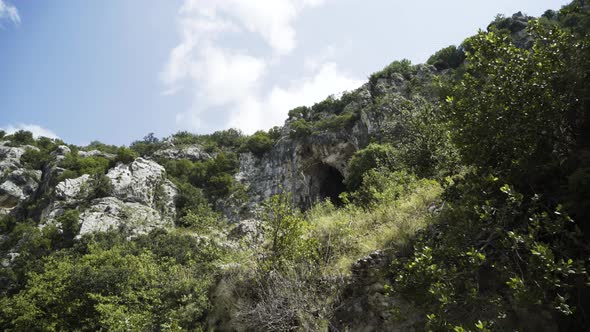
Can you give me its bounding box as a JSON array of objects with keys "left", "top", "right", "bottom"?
[{"left": 0, "top": 0, "right": 571, "bottom": 145}]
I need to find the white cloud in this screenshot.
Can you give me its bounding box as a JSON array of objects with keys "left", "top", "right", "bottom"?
[
  {"left": 0, "top": 0, "right": 20, "bottom": 25},
  {"left": 163, "top": 0, "right": 363, "bottom": 134},
  {"left": 228, "top": 63, "right": 363, "bottom": 133},
  {"left": 1, "top": 124, "right": 59, "bottom": 139}
]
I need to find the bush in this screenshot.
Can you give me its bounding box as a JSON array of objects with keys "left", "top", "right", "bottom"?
[
  {"left": 57, "top": 153, "right": 110, "bottom": 181},
  {"left": 369, "top": 59, "right": 415, "bottom": 84},
  {"left": 7, "top": 130, "right": 35, "bottom": 146},
  {"left": 315, "top": 111, "right": 359, "bottom": 131},
  {"left": 130, "top": 133, "right": 163, "bottom": 157},
  {"left": 288, "top": 106, "right": 310, "bottom": 120},
  {"left": 241, "top": 131, "right": 274, "bottom": 157},
  {"left": 56, "top": 209, "right": 80, "bottom": 245},
  {"left": 351, "top": 169, "right": 419, "bottom": 208},
  {"left": 345, "top": 143, "right": 397, "bottom": 190},
  {"left": 84, "top": 141, "right": 119, "bottom": 154},
  {"left": 289, "top": 119, "right": 312, "bottom": 139},
  {"left": 258, "top": 193, "right": 313, "bottom": 271},
  {"left": 88, "top": 174, "right": 113, "bottom": 199},
  {"left": 114, "top": 147, "right": 138, "bottom": 164},
  {"left": 427, "top": 45, "right": 465, "bottom": 70},
  {"left": 20, "top": 148, "right": 48, "bottom": 170}
]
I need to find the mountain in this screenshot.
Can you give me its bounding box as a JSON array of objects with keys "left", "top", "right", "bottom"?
[{"left": 1, "top": 1, "right": 590, "bottom": 330}]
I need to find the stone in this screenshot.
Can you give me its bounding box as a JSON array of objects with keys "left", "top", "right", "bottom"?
[
  {"left": 55, "top": 174, "right": 91, "bottom": 202},
  {"left": 107, "top": 157, "right": 168, "bottom": 206},
  {"left": 153, "top": 144, "right": 211, "bottom": 161},
  {"left": 78, "top": 197, "right": 171, "bottom": 236},
  {"left": 78, "top": 150, "right": 115, "bottom": 159},
  {"left": 50, "top": 145, "right": 71, "bottom": 162},
  {"left": 0, "top": 169, "right": 41, "bottom": 211}
]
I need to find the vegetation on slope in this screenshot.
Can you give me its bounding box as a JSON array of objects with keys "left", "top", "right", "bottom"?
[{"left": 1, "top": 1, "right": 590, "bottom": 330}]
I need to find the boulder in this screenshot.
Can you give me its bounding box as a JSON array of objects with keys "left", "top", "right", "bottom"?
[{"left": 54, "top": 174, "right": 91, "bottom": 202}]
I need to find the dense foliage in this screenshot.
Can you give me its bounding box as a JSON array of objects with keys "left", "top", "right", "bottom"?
[{"left": 1, "top": 2, "right": 589, "bottom": 330}]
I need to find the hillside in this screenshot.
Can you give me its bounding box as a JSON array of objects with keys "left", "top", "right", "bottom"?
[{"left": 1, "top": 1, "right": 590, "bottom": 331}]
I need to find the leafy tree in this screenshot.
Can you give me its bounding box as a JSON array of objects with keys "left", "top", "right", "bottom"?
[
  {"left": 259, "top": 193, "right": 312, "bottom": 271},
  {"left": 444, "top": 21, "right": 589, "bottom": 185}
]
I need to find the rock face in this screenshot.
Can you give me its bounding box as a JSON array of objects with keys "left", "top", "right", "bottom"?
[
  {"left": 54, "top": 174, "right": 91, "bottom": 203},
  {"left": 77, "top": 149, "right": 115, "bottom": 159},
  {"left": 107, "top": 158, "right": 176, "bottom": 211},
  {"left": 153, "top": 144, "right": 211, "bottom": 161},
  {"left": 0, "top": 143, "right": 42, "bottom": 214},
  {"left": 332, "top": 251, "right": 421, "bottom": 331},
  {"left": 42, "top": 158, "right": 177, "bottom": 236},
  {"left": 78, "top": 197, "right": 166, "bottom": 236},
  {"left": 233, "top": 66, "right": 437, "bottom": 219}
]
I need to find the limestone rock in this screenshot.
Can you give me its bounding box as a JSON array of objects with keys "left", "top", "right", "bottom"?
[
  {"left": 78, "top": 197, "right": 170, "bottom": 236},
  {"left": 107, "top": 157, "right": 170, "bottom": 207},
  {"left": 0, "top": 168, "right": 41, "bottom": 212},
  {"left": 78, "top": 150, "right": 115, "bottom": 159},
  {"left": 55, "top": 174, "right": 91, "bottom": 202},
  {"left": 50, "top": 145, "right": 71, "bottom": 162},
  {"left": 153, "top": 144, "right": 211, "bottom": 161}
]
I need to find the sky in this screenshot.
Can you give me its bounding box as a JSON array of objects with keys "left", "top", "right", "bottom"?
[{"left": 0, "top": 0, "right": 572, "bottom": 145}]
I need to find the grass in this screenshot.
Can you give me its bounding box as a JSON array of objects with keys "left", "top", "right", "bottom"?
[{"left": 306, "top": 179, "right": 442, "bottom": 275}]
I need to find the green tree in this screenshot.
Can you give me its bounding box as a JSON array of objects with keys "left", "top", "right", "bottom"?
[
  {"left": 259, "top": 193, "right": 310, "bottom": 271},
  {"left": 444, "top": 21, "right": 589, "bottom": 183}
]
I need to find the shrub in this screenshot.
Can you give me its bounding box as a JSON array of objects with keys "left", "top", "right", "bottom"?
[
  {"left": 84, "top": 141, "right": 119, "bottom": 154},
  {"left": 20, "top": 148, "right": 48, "bottom": 170},
  {"left": 258, "top": 193, "right": 313, "bottom": 271},
  {"left": 345, "top": 143, "right": 397, "bottom": 190},
  {"left": 88, "top": 174, "right": 113, "bottom": 199},
  {"left": 315, "top": 111, "right": 359, "bottom": 131},
  {"left": 114, "top": 147, "right": 138, "bottom": 164},
  {"left": 288, "top": 106, "right": 310, "bottom": 120},
  {"left": 241, "top": 130, "right": 274, "bottom": 157},
  {"left": 7, "top": 130, "right": 35, "bottom": 146},
  {"left": 130, "top": 133, "right": 162, "bottom": 157},
  {"left": 0, "top": 130, "right": 5, "bottom": 139},
  {"left": 427, "top": 45, "right": 465, "bottom": 70},
  {"left": 57, "top": 153, "right": 110, "bottom": 181},
  {"left": 289, "top": 119, "right": 312, "bottom": 139},
  {"left": 268, "top": 126, "right": 282, "bottom": 140},
  {"left": 369, "top": 59, "right": 415, "bottom": 84},
  {"left": 56, "top": 209, "right": 81, "bottom": 245}
]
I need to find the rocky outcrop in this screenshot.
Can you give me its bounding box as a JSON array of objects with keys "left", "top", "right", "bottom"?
[
  {"left": 153, "top": 144, "right": 211, "bottom": 161},
  {"left": 107, "top": 158, "right": 177, "bottom": 220},
  {"left": 41, "top": 158, "right": 178, "bottom": 237},
  {"left": 332, "top": 251, "right": 422, "bottom": 331},
  {"left": 78, "top": 149, "right": 115, "bottom": 159},
  {"left": 232, "top": 66, "right": 436, "bottom": 218},
  {"left": 0, "top": 143, "right": 42, "bottom": 214},
  {"left": 54, "top": 174, "right": 91, "bottom": 203},
  {"left": 78, "top": 197, "right": 169, "bottom": 236}
]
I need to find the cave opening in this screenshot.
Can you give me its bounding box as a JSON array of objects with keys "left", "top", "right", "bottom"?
[{"left": 315, "top": 164, "right": 346, "bottom": 206}]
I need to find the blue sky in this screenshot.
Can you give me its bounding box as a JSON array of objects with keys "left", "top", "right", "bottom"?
[{"left": 0, "top": 0, "right": 572, "bottom": 145}]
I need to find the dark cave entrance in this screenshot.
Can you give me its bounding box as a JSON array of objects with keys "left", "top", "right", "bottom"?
[{"left": 311, "top": 163, "right": 346, "bottom": 206}]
